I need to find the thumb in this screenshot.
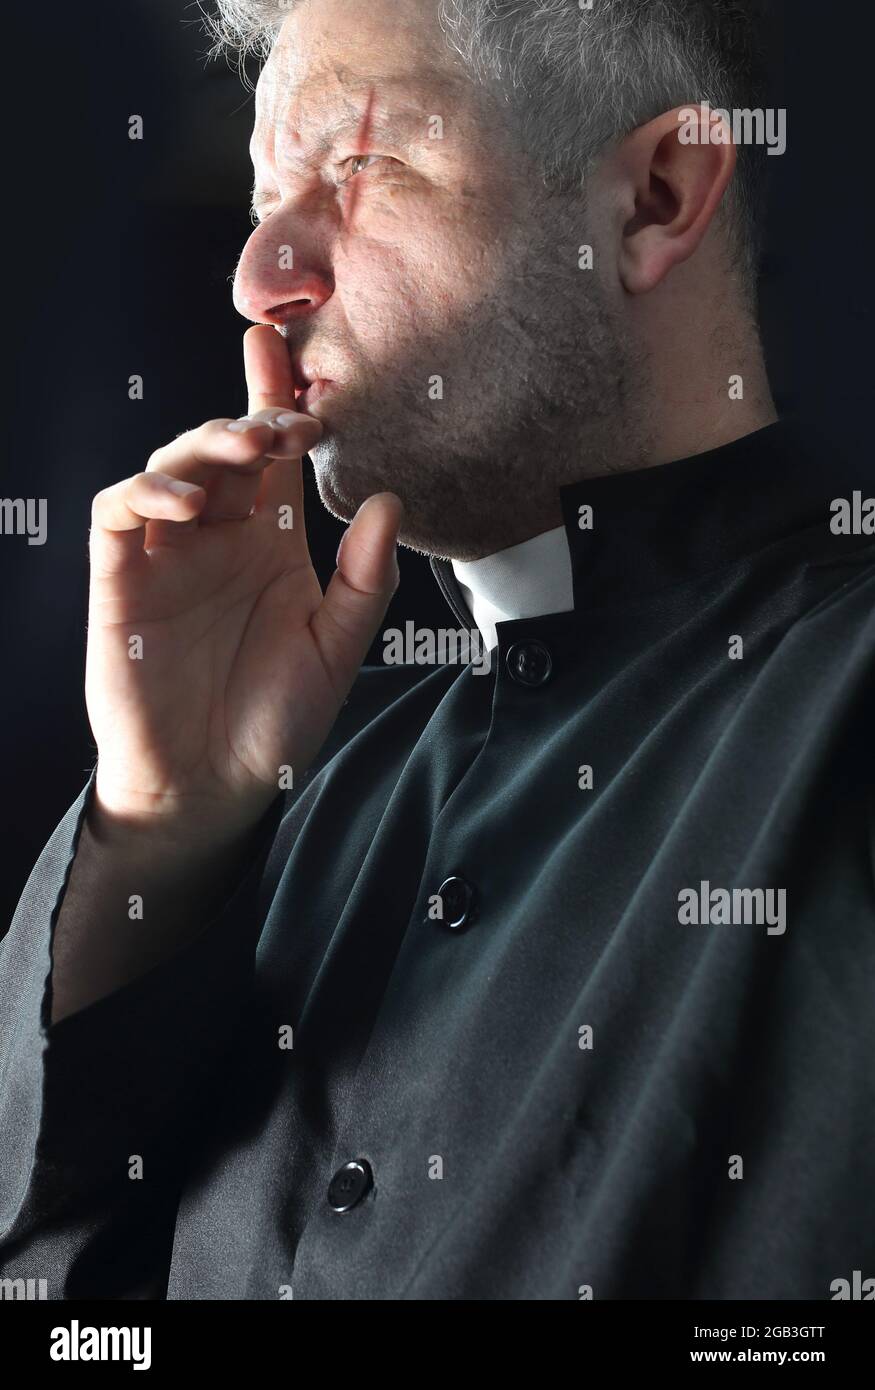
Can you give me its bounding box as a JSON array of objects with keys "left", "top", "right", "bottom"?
[{"left": 312, "top": 493, "right": 404, "bottom": 692}]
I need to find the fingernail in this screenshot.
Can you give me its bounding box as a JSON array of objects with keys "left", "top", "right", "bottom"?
[
  {"left": 166, "top": 478, "right": 202, "bottom": 496},
  {"left": 226, "top": 417, "right": 270, "bottom": 433},
  {"left": 275, "top": 412, "right": 320, "bottom": 429}
]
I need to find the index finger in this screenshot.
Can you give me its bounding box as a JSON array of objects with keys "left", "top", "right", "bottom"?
[{"left": 244, "top": 324, "right": 297, "bottom": 416}]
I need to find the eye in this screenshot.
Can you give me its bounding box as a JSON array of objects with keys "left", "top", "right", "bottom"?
[{"left": 338, "top": 153, "right": 388, "bottom": 183}]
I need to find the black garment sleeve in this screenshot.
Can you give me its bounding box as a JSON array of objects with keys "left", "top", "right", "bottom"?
[{"left": 0, "top": 767, "right": 285, "bottom": 1298}]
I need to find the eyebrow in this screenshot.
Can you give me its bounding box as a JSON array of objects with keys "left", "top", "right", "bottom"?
[{"left": 250, "top": 88, "right": 445, "bottom": 213}]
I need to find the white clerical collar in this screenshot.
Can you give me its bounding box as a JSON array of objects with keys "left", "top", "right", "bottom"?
[{"left": 451, "top": 524, "right": 575, "bottom": 651}]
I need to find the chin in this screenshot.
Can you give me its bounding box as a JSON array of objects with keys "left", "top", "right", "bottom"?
[{"left": 310, "top": 447, "right": 369, "bottom": 527}]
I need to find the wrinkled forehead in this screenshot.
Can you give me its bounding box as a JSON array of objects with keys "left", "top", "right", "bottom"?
[{"left": 251, "top": 0, "right": 468, "bottom": 167}]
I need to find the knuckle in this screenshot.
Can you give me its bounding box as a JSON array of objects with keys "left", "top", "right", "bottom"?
[
  {"left": 90, "top": 482, "right": 116, "bottom": 517},
  {"left": 145, "top": 443, "right": 169, "bottom": 471}
]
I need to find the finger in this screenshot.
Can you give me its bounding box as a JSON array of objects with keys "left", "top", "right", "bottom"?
[
  {"left": 244, "top": 324, "right": 297, "bottom": 416},
  {"left": 312, "top": 493, "right": 404, "bottom": 694},
  {"left": 148, "top": 416, "right": 275, "bottom": 526},
  {"left": 90, "top": 472, "right": 205, "bottom": 578},
  {"left": 146, "top": 413, "right": 320, "bottom": 524},
  {"left": 245, "top": 402, "right": 321, "bottom": 543},
  {"left": 202, "top": 410, "right": 321, "bottom": 523},
  {"left": 248, "top": 406, "right": 323, "bottom": 457},
  {"left": 252, "top": 456, "right": 309, "bottom": 554},
  {"left": 142, "top": 516, "right": 200, "bottom": 550},
  {"left": 145, "top": 415, "right": 320, "bottom": 484}
]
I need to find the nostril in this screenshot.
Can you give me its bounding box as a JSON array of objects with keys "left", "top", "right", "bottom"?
[{"left": 270, "top": 298, "right": 317, "bottom": 321}]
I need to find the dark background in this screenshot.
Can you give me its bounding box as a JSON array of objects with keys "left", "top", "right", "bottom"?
[{"left": 1, "top": 0, "right": 869, "bottom": 930}]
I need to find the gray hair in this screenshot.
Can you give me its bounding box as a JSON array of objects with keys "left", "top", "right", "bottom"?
[{"left": 202, "top": 0, "right": 768, "bottom": 295}]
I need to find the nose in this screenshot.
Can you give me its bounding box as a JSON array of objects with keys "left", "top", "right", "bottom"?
[{"left": 232, "top": 216, "right": 335, "bottom": 326}]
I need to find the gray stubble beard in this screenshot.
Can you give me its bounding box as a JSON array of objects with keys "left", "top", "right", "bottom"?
[{"left": 311, "top": 189, "right": 653, "bottom": 561}]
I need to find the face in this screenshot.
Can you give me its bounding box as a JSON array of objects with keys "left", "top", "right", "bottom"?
[{"left": 233, "top": 0, "right": 645, "bottom": 559}]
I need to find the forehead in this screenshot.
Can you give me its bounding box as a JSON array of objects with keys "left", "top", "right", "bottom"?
[{"left": 251, "top": 0, "right": 467, "bottom": 164}]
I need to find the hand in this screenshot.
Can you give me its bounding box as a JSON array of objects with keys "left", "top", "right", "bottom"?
[{"left": 85, "top": 324, "right": 402, "bottom": 841}]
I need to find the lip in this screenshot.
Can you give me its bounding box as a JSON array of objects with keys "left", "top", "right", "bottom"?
[{"left": 295, "top": 378, "right": 334, "bottom": 412}]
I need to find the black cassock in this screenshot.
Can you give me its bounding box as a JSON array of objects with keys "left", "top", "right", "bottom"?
[{"left": 1, "top": 419, "right": 873, "bottom": 1300}]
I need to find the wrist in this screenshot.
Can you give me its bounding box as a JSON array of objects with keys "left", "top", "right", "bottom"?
[{"left": 89, "top": 777, "right": 278, "bottom": 858}]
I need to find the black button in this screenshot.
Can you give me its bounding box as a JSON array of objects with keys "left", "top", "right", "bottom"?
[
  {"left": 506, "top": 640, "right": 553, "bottom": 687},
  {"left": 435, "top": 875, "right": 476, "bottom": 930},
  {"left": 327, "top": 1159, "right": 373, "bottom": 1212}
]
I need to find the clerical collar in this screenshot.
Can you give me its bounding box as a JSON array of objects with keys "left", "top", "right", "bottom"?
[
  {"left": 430, "top": 417, "right": 871, "bottom": 641},
  {"left": 451, "top": 525, "right": 574, "bottom": 651}
]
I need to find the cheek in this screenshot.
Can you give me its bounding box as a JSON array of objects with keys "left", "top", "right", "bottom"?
[
  {"left": 337, "top": 196, "right": 510, "bottom": 327},
  {"left": 337, "top": 252, "right": 465, "bottom": 345}
]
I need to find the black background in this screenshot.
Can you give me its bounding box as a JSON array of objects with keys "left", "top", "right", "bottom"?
[{"left": 1, "top": 1, "right": 869, "bottom": 931}]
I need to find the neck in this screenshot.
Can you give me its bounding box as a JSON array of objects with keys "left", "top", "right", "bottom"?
[
  {"left": 643, "top": 357, "right": 779, "bottom": 468},
  {"left": 467, "top": 375, "right": 778, "bottom": 562},
  {"left": 446, "top": 318, "right": 778, "bottom": 564},
  {"left": 633, "top": 289, "right": 779, "bottom": 468}
]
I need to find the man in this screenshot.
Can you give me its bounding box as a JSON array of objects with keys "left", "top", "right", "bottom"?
[{"left": 0, "top": 0, "right": 872, "bottom": 1300}]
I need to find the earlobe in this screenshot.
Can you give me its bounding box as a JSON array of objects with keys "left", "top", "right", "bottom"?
[{"left": 617, "top": 106, "right": 737, "bottom": 295}]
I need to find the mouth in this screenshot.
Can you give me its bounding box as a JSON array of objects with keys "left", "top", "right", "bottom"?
[
  {"left": 294, "top": 378, "right": 334, "bottom": 413},
  {"left": 291, "top": 357, "right": 334, "bottom": 414}
]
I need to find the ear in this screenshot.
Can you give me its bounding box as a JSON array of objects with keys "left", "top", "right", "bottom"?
[{"left": 616, "top": 105, "right": 737, "bottom": 295}]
